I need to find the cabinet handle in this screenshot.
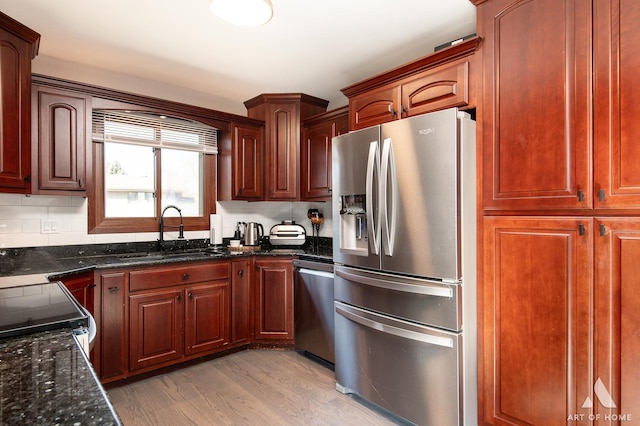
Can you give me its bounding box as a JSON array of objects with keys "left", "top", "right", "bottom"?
[
  {"left": 579, "top": 224, "right": 585, "bottom": 236},
  {"left": 600, "top": 224, "right": 606, "bottom": 237},
  {"left": 239, "top": 270, "right": 244, "bottom": 277},
  {"left": 390, "top": 107, "right": 397, "bottom": 117},
  {"left": 182, "top": 273, "right": 190, "bottom": 280},
  {"left": 108, "top": 286, "right": 119, "bottom": 292},
  {"left": 189, "top": 292, "right": 193, "bottom": 300},
  {"left": 400, "top": 105, "right": 407, "bottom": 115},
  {"left": 78, "top": 178, "right": 83, "bottom": 187},
  {"left": 87, "top": 284, "right": 96, "bottom": 288},
  {"left": 599, "top": 188, "right": 605, "bottom": 202},
  {"left": 577, "top": 189, "right": 584, "bottom": 202},
  {"left": 178, "top": 293, "right": 182, "bottom": 302}
]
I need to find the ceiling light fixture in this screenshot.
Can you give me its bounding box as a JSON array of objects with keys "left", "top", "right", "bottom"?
[{"left": 210, "top": 0, "right": 273, "bottom": 27}]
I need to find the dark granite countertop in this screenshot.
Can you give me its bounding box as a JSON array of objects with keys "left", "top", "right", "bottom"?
[
  {"left": 0, "top": 329, "right": 121, "bottom": 425},
  {"left": 0, "top": 238, "right": 333, "bottom": 280}
]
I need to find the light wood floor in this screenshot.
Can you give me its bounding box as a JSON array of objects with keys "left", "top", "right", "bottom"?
[{"left": 107, "top": 350, "right": 402, "bottom": 425}]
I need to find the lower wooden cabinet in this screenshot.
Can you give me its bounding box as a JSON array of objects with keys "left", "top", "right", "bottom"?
[
  {"left": 231, "top": 259, "right": 252, "bottom": 344},
  {"left": 482, "top": 216, "right": 640, "bottom": 425},
  {"left": 92, "top": 256, "right": 295, "bottom": 383},
  {"left": 253, "top": 257, "right": 294, "bottom": 342},
  {"left": 59, "top": 270, "right": 95, "bottom": 315}
]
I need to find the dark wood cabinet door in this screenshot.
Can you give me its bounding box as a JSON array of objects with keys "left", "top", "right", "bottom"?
[
  {"left": 231, "top": 259, "right": 252, "bottom": 344},
  {"left": 0, "top": 16, "right": 38, "bottom": 193},
  {"left": 349, "top": 83, "right": 399, "bottom": 130},
  {"left": 232, "top": 123, "right": 263, "bottom": 200},
  {"left": 32, "top": 86, "right": 90, "bottom": 194},
  {"left": 594, "top": 218, "right": 640, "bottom": 421},
  {"left": 482, "top": 216, "right": 592, "bottom": 425},
  {"left": 253, "top": 258, "right": 294, "bottom": 341},
  {"left": 266, "top": 102, "right": 300, "bottom": 200},
  {"left": 129, "top": 289, "right": 184, "bottom": 371},
  {"left": 478, "top": 0, "right": 592, "bottom": 211},
  {"left": 60, "top": 270, "right": 95, "bottom": 315},
  {"left": 594, "top": 1, "right": 640, "bottom": 209},
  {"left": 400, "top": 59, "right": 470, "bottom": 119},
  {"left": 185, "top": 281, "right": 230, "bottom": 355},
  {"left": 98, "top": 271, "right": 126, "bottom": 381}
]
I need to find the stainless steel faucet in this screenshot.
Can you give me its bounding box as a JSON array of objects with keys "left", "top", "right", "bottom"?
[{"left": 159, "top": 205, "right": 184, "bottom": 248}]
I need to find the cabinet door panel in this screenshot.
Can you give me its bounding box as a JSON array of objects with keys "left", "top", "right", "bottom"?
[
  {"left": 129, "top": 289, "right": 184, "bottom": 370},
  {"left": 99, "top": 272, "right": 126, "bottom": 380},
  {"left": 231, "top": 260, "right": 252, "bottom": 344},
  {"left": 595, "top": 218, "right": 640, "bottom": 421},
  {"left": 254, "top": 258, "right": 294, "bottom": 341},
  {"left": 349, "top": 84, "right": 399, "bottom": 130},
  {"left": 594, "top": 1, "right": 640, "bottom": 208},
  {"left": 233, "top": 124, "right": 263, "bottom": 199},
  {"left": 482, "top": 216, "right": 592, "bottom": 425},
  {"left": 401, "top": 60, "right": 469, "bottom": 118},
  {"left": 185, "top": 281, "right": 230, "bottom": 355},
  {"left": 0, "top": 28, "right": 33, "bottom": 193},
  {"left": 34, "top": 89, "right": 89, "bottom": 193},
  {"left": 480, "top": 0, "right": 591, "bottom": 210}
]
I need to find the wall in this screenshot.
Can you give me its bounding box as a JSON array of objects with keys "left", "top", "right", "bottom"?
[{"left": 0, "top": 193, "right": 332, "bottom": 249}]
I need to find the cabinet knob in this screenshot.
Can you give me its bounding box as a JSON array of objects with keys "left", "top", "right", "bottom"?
[
  {"left": 182, "top": 273, "right": 190, "bottom": 280},
  {"left": 390, "top": 107, "right": 397, "bottom": 117},
  {"left": 239, "top": 270, "right": 244, "bottom": 277},
  {"left": 189, "top": 292, "right": 193, "bottom": 300},
  {"left": 178, "top": 293, "right": 182, "bottom": 302}
]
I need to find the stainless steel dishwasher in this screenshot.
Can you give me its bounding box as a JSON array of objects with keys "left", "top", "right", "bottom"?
[{"left": 293, "top": 257, "right": 335, "bottom": 364}]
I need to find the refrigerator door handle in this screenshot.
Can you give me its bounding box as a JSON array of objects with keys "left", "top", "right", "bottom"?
[
  {"left": 366, "top": 141, "right": 380, "bottom": 255},
  {"left": 335, "top": 302, "right": 454, "bottom": 348},
  {"left": 380, "top": 138, "right": 397, "bottom": 256},
  {"left": 335, "top": 268, "right": 453, "bottom": 298}
]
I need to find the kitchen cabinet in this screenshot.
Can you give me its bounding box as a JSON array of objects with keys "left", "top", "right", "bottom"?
[
  {"left": 0, "top": 12, "right": 39, "bottom": 194},
  {"left": 253, "top": 257, "right": 294, "bottom": 342},
  {"left": 481, "top": 216, "right": 592, "bottom": 425},
  {"left": 300, "top": 106, "right": 348, "bottom": 201},
  {"left": 96, "top": 271, "right": 127, "bottom": 382},
  {"left": 342, "top": 37, "right": 478, "bottom": 131},
  {"left": 594, "top": 218, "right": 640, "bottom": 422},
  {"left": 479, "top": 0, "right": 640, "bottom": 211},
  {"left": 217, "top": 121, "right": 264, "bottom": 201},
  {"left": 244, "top": 93, "right": 328, "bottom": 200},
  {"left": 31, "top": 82, "right": 91, "bottom": 195},
  {"left": 60, "top": 270, "right": 95, "bottom": 315},
  {"left": 476, "top": 1, "right": 640, "bottom": 424},
  {"left": 231, "top": 259, "right": 252, "bottom": 344},
  {"left": 128, "top": 261, "right": 230, "bottom": 372}
]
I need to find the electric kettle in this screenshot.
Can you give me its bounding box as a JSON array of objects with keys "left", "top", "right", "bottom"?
[{"left": 244, "top": 222, "right": 264, "bottom": 246}]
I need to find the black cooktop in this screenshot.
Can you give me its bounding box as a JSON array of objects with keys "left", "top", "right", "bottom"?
[{"left": 0, "top": 282, "right": 88, "bottom": 339}]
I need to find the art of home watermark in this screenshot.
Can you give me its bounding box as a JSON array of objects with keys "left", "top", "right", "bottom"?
[{"left": 567, "top": 378, "right": 632, "bottom": 422}]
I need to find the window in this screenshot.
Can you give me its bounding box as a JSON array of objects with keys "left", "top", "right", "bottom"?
[{"left": 89, "top": 110, "right": 218, "bottom": 234}]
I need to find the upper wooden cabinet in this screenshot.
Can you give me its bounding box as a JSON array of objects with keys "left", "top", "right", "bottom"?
[
  {"left": 31, "top": 83, "right": 91, "bottom": 195},
  {"left": 217, "top": 121, "right": 264, "bottom": 201},
  {"left": 479, "top": 0, "right": 640, "bottom": 211},
  {"left": 342, "top": 37, "right": 478, "bottom": 131},
  {"left": 593, "top": 1, "right": 640, "bottom": 209},
  {"left": 300, "top": 106, "right": 349, "bottom": 201},
  {"left": 244, "top": 93, "right": 328, "bottom": 200},
  {"left": 0, "top": 12, "right": 39, "bottom": 194}
]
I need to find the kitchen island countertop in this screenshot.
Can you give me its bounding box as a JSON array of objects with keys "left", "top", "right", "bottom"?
[{"left": 0, "top": 329, "right": 121, "bottom": 425}]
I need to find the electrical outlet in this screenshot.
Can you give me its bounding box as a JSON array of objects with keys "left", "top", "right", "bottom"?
[{"left": 41, "top": 219, "right": 59, "bottom": 234}]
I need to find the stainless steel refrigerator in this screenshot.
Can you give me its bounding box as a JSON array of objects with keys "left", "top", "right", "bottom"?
[{"left": 332, "top": 107, "right": 477, "bottom": 425}]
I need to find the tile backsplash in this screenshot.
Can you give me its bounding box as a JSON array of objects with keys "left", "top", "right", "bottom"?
[{"left": 0, "top": 193, "right": 333, "bottom": 249}]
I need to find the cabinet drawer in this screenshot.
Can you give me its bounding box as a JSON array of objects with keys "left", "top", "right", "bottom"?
[{"left": 129, "top": 262, "right": 229, "bottom": 292}]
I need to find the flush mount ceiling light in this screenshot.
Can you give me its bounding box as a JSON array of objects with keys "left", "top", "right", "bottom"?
[{"left": 210, "top": 0, "right": 273, "bottom": 26}]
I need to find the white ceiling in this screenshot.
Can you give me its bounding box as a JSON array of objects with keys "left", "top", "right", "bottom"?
[{"left": 0, "top": 0, "right": 476, "bottom": 113}]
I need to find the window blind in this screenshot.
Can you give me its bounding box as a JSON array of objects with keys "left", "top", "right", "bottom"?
[{"left": 92, "top": 110, "right": 218, "bottom": 154}]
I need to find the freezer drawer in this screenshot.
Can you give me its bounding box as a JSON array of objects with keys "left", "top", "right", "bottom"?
[
  {"left": 334, "top": 265, "right": 461, "bottom": 331},
  {"left": 335, "top": 301, "right": 462, "bottom": 426}
]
